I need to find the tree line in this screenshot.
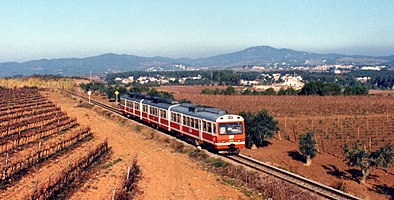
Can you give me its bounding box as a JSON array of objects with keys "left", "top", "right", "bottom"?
[
  {"left": 106, "top": 69, "right": 394, "bottom": 89},
  {"left": 200, "top": 81, "right": 369, "bottom": 96},
  {"left": 79, "top": 82, "right": 174, "bottom": 100}
]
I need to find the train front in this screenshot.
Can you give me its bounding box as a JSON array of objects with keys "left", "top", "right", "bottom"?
[{"left": 214, "top": 115, "right": 245, "bottom": 154}]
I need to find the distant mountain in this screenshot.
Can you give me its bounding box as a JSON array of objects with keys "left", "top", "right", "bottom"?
[
  {"left": 0, "top": 46, "right": 393, "bottom": 76},
  {"left": 0, "top": 54, "right": 187, "bottom": 77},
  {"left": 192, "top": 46, "right": 388, "bottom": 67}
]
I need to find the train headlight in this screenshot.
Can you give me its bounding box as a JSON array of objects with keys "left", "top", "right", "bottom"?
[
  {"left": 221, "top": 140, "right": 226, "bottom": 143},
  {"left": 237, "top": 140, "right": 241, "bottom": 143}
]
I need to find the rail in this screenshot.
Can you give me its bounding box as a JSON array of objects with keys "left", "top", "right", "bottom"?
[
  {"left": 226, "top": 154, "right": 361, "bottom": 200},
  {"left": 62, "top": 90, "right": 123, "bottom": 115}
]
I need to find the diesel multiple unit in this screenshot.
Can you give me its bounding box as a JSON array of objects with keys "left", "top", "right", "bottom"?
[{"left": 119, "top": 93, "right": 245, "bottom": 153}]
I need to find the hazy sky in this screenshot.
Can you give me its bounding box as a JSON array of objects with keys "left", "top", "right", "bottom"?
[{"left": 1, "top": 0, "right": 393, "bottom": 62}]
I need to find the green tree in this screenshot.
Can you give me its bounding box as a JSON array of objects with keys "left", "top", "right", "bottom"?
[
  {"left": 223, "top": 86, "right": 236, "bottom": 95},
  {"left": 241, "top": 88, "right": 252, "bottom": 95},
  {"left": 343, "top": 85, "right": 369, "bottom": 95},
  {"left": 262, "top": 88, "right": 276, "bottom": 95},
  {"left": 201, "top": 88, "right": 212, "bottom": 94},
  {"left": 285, "top": 87, "right": 299, "bottom": 95},
  {"left": 178, "top": 98, "right": 191, "bottom": 103},
  {"left": 160, "top": 91, "right": 174, "bottom": 100},
  {"left": 344, "top": 143, "right": 393, "bottom": 184},
  {"left": 251, "top": 90, "right": 260, "bottom": 95},
  {"left": 147, "top": 88, "right": 161, "bottom": 97},
  {"left": 129, "top": 85, "right": 149, "bottom": 93},
  {"left": 277, "top": 88, "right": 287, "bottom": 95},
  {"left": 299, "top": 131, "right": 318, "bottom": 166},
  {"left": 213, "top": 88, "right": 220, "bottom": 95},
  {"left": 300, "top": 81, "right": 341, "bottom": 96},
  {"left": 240, "top": 110, "right": 279, "bottom": 148}
]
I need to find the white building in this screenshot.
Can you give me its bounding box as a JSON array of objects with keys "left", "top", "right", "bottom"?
[
  {"left": 272, "top": 73, "right": 281, "bottom": 81},
  {"left": 355, "top": 77, "right": 370, "bottom": 83},
  {"left": 240, "top": 79, "right": 260, "bottom": 86},
  {"left": 361, "top": 66, "right": 383, "bottom": 71}
]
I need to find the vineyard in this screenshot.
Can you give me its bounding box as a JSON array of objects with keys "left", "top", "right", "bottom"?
[
  {"left": 174, "top": 93, "right": 394, "bottom": 156},
  {"left": 0, "top": 87, "right": 109, "bottom": 199}
]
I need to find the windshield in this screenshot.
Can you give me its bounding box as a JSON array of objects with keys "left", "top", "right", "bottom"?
[{"left": 219, "top": 123, "right": 243, "bottom": 135}]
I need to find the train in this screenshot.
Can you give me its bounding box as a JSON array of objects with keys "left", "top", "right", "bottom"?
[{"left": 119, "top": 93, "right": 245, "bottom": 153}]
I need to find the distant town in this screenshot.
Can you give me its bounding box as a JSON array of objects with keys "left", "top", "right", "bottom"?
[{"left": 109, "top": 63, "right": 392, "bottom": 91}]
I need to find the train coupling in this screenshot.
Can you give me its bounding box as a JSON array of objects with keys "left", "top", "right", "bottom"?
[{"left": 218, "top": 143, "right": 240, "bottom": 154}]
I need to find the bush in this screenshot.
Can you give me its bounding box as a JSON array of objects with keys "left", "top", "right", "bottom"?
[
  {"left": 343, "top": 85, "right": 369, "bottom": 95},
  {"left": 300, "top": 81, "right": 341, "bottom": 96},
  {"left": 240, "top": 110, "right": 279, "bottom": 148},
  {"left": 299, "top": 131, "right": 318, "bottom": 166},
  {"left": 343, "top": 143, "right": 393, "bottom": 184}
]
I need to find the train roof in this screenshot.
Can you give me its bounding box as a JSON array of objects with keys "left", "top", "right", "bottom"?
[
  {"left": 143, "top": 99, "right": 176, "bottom": 109},
  {"left": 171, "top": 103, "right": 227, "bottom": 122},
  {"left": 120, "top": 93, "right": 144, "bottom": 102},
  {"left": 120, "top": 93, "right": 230, "bottom": 122}
]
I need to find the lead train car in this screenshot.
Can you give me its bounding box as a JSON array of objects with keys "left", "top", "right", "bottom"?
[{"left": 119, "top": 93, "right": 245, "bottom": 153}]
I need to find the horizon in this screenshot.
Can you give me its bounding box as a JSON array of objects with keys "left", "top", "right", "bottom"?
[
  {"left": 1, "top": 1, "right": 394, "bottom": 62},
  {"left": 2, "top": 45, "right": 394, "bottom": 64}
]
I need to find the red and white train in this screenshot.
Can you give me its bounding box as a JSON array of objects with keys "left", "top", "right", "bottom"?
[{"left": 119, "top": 93, "right": 245, "bottom": 153}]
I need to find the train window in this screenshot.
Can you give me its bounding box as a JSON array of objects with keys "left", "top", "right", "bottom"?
[
  {"left": 212, "top": 124, "right": 216, "bottom": 134},
  {"left": 143, "top": 105, "right": 148, "bottom": 112},
  {"left": 186, "top": 117, "right": 191, "bottom": 126},
  {"left": 171, "top": 113, "right": 175, "bottom": 121},
  {"left": 195, "top": 120, "right": 200, "bottom": 129},
  {"left": 135, "top": 103, "right": 139, "bottom": 109},
  {"left": 218, "top": 123, "right": 243, "bottom": 135},
  {"left": 176, "top": 114, "right": 181, "bottom": 123},
  {"left": 120, "top": 99, "right": 126, "bottom": 105},
  {"left": 207, "top": 123, "right": 212, "bottom": 133},
  {"left": 174, "top": 113, "right": 178, "bottom": 122},
  {"left": 202, "top": 121, "right": 207, "bottom": 131},
  {"left": 161, "top": 110, "right": 166, "bottom": 118},
  {"left": 219, "top": 125, "right": 226, "bottom": 134},
  {"left": 127, "top": 101, "right": 133, "bottom": 108}
]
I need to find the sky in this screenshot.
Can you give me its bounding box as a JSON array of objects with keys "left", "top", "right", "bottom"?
[{"left": 0, "top": 0, "right": 393, "bottom": 62}]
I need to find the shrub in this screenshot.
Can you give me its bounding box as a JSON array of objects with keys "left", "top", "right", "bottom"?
[
  {"left": 240, "top": 110, "right": 279, "bottom": 148},
  {"left": 298, "top": 131, "right": 318, "bottom": 166}
]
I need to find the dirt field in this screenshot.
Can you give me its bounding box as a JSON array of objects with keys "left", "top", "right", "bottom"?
[
  {"left": 156, "top": 86, "right": 394, "bottom": 199},
  {"left": 43, "top": 91, "right": 250, "bottom": 199},
  {"left": 242, "top": 140, "right": 394, "bottom": 199}
]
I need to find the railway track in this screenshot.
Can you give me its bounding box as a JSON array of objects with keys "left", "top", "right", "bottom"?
[
  {"left": 63, "top": 90, "right": 361, "bottom": 200},
  {"left": 225, "top": 154, "right": 361, "bottom": 200},
  {"left": 62, "top": 90, "right": 123, "bottom": 115}
]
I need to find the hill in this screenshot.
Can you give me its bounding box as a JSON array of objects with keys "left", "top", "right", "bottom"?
[{"left": 0, "top": 46, "right": 393, "bottom": 76}]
